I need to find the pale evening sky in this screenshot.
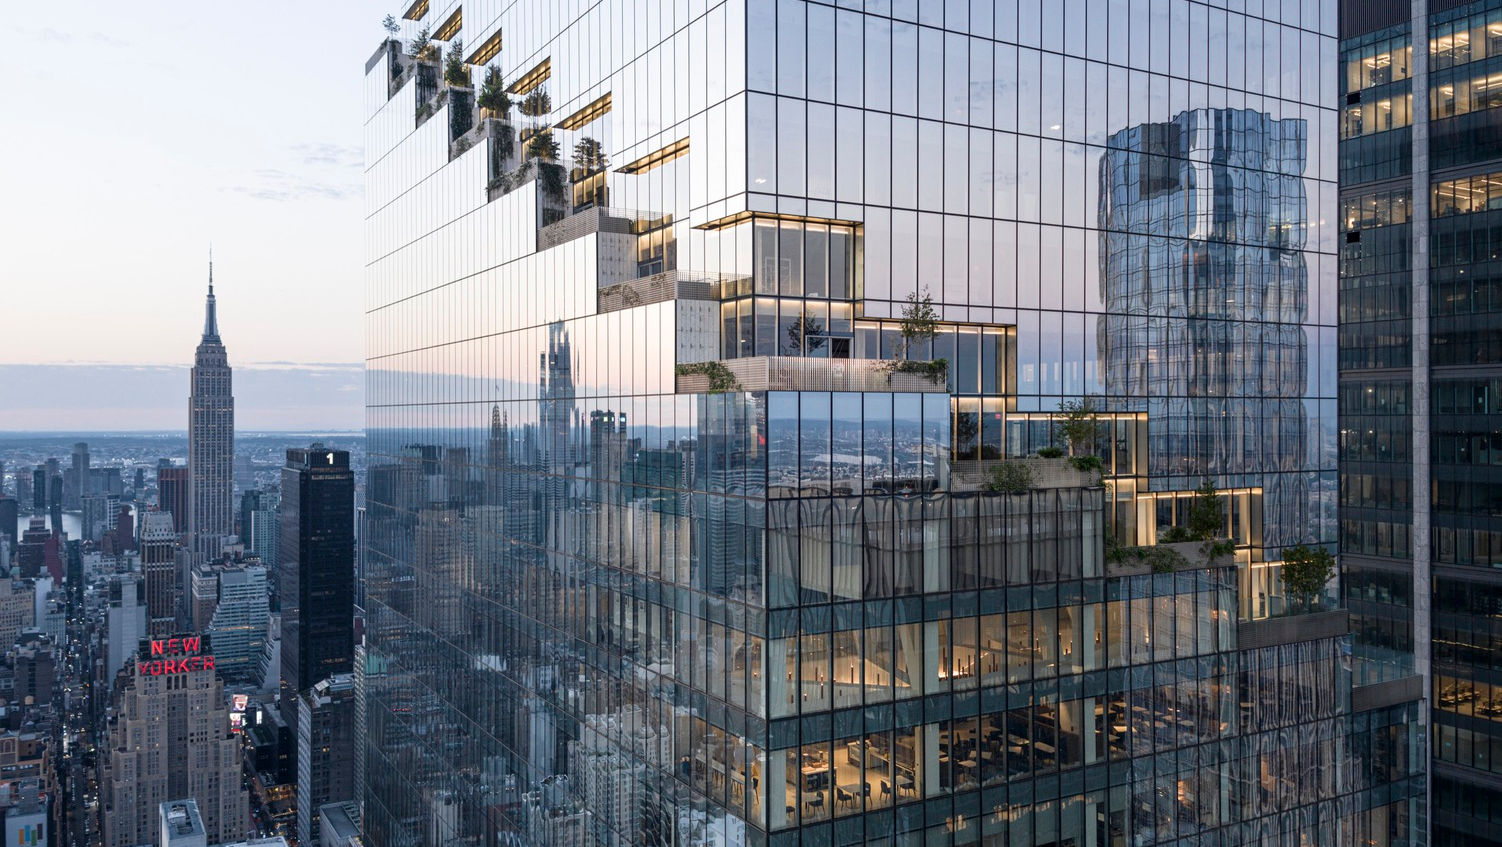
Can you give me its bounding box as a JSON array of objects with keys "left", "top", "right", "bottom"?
[{"left": 0, "top": 2, "right": 389, "bottom": 429}]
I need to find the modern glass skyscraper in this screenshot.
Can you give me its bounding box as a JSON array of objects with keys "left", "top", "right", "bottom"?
[
  {"left": 364, "top": 2, "right": 1424, "bottom": 844},
  {"left": 1339, "top": 1, "right": 1502, "bottom": 842},
  {"left": 189, "top": 264, "right": 235, "bottom": 559}
]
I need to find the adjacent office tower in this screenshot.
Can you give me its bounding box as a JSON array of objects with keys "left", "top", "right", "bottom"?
[
  {"left": 279, "top": 447, "right": 354, "bottom": 725},
  {"left": 363, "top": 2, "right": 1424, "bottom": 845},
  {"left": 140, "top": 511, "right": 180, "bottom": 637},
  {"left": 158, "top": 464, "right": 191, "bottom": 535},
  {"left": 189, "top": 264, "right": 235, "bottom": 560},
  {"left": 103, "top": 636, "right": 246, "bottom": 847},
  {"left": 1339, "top": 2, "right": 1502, "bottom": 841}
]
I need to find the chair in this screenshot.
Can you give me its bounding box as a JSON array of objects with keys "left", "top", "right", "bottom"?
[
  {"left": 835, "top": 787, "right": 853, "bottom": 808},
  {"left": 881, "top": 780, "right": 893, "bottom": 803}
]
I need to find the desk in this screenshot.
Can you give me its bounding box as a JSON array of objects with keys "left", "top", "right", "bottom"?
[{"left": 801, "top": 764, "right": 830, "bottom": 791}]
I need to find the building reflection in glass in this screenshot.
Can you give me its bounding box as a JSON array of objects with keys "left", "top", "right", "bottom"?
[{"left": 1098, "top": 108, "right": 1327, "bottom": 615}]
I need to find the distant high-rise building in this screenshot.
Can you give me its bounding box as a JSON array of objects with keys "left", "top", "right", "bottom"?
[
  {"left": 66, "top": 442, "right": 88, "bottom": 510},
  {"left": 157, "top": 465, "right": 190, "bottom": 535},
  {"left": 14, "top": 471, "right": 31, "bottom": 515},
  {"left": 188, "top": 264, "right": 234, "bottom": 560},
  {"left": 103, "top": 635, "right": 245, "bottom": 847},
  {"left": 29, "top": 468, "right": 43, "bottom": 512},
  {"left": 247, "top": 492, "right": 279, "bottom": 567},
  {"left": 81, "top": 493, "right": 120, "bottom": 543},
  {"left": 105, "top": 573, "right": 147, "bottom": 684},
  {"left": 16, "top": 517, "right": 48, "bottom": 579},
  {"left": 238, "top": 490, "right": 260, "bottom": 543},
  {"left": 0, "top": 579, "right": 34, "bottom": 648},
  {"left": 279, "top": 447, "right": 354, "bottom": 725},
  {"left": 190, "top": 565, "right": 219, "bottom": 632},
  {"left": 0, "top": 496, "right": 17, "bottom": 549},
  {"left": 139, "top": 511, "right": 179, "bottom": 637},
  {"left": 8, "top": 632, "right": 54, "bottom": 706},
  {"left": 46, "top": 474, "right": 61, "bottom": 537},
  {"left": 206, "top": 565, "right": 269, "bottom": 682},
  {"left": 113, "top": 505, "right": 135, "bottom": 552},
  {"left": 297, "top": 674, "right": 356, "bottom": 847}
]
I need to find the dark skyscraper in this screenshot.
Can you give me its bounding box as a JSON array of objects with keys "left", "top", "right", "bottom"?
[
  {"left": 1339, "top": 2, "right": 1502, "bottom": 840},
  {"left": 67, "top": 441, "right": 89, "bottom": 510},
  {"left": 47, "top": 473, "right": 62, "bottom": 537},
  {"left": 17, "top": 517, "right": 47, "bottom": 579},
  {"left": 139, "top": 510, "right": 179, "bottom": 637},
  {"left": 157, "top": 464, "right": 190, "bottom": 535},
  {"left": 239, "top": 489, "right": 263, "bottom": 545},
  {"left": 361, "top": 3, "right": 1424, "bottom": 845},
  {"left": 279, "top": 446, "right": 354, "bottom": 725},
  {"left": 0, "top": 496, "right": 17, "bottom": 550},
  {"left": 188, "top": 264, "right": 234, "bottom": 560},
  {"left": 31, "top": 467, "right": 44, "bottom": 511}
]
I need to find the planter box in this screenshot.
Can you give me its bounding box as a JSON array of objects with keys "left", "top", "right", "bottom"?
[
  {"left": 950, "top": 457, "right": 1098, "bottom": 491},
  {"left": 1237, "top": 608, "right": 1349, "bottom": 649},
  {"left": 674, "top": 357, "right": 949, "bottom": 394}
]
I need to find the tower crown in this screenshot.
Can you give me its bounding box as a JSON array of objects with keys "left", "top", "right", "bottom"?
[{"left": 202, "top": 258, "right": 220, "bottom": 342}]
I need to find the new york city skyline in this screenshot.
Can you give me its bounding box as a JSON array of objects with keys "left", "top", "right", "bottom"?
[{"left": 0, "top": 1, "right": 1492, "bottom": 846}]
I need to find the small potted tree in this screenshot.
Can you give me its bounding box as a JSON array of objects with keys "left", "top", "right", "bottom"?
[
  {"left": 1281, "top": 545, "right": 1335, "bottom": 613},
  {"left": 477, "top": 67, "right": 512, "bottom": 119},
  {"left": 442, "top": 40, "right": 474, "bottom": 141},
  {"left": 382, "top": 15, "right": 405, "bottom": 92},
  {"left": 407, "top": 25, "right": 437, "bottom": 62},
  {"left": 444, "top": 39, "right": 470, "bottom": 87},
  {"left": 519, "top": 89, "right": 552, "bottom": 118},
  {"left": 570, "top": 136, "right": 609, "bottom": 210},
  {"left": 883, "top": 288, "right": 946, "bottom": 385}
]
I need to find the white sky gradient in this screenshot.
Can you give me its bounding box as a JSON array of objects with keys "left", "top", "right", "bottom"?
[{"left": 0, "top": 2, "right": 386, "bottom": 428}]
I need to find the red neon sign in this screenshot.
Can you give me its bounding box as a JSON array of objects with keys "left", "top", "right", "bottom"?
[{"left": 138, "top": 636, "right": 215, "bottom": 676}]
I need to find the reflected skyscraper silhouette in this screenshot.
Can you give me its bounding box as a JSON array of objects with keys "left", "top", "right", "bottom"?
[{"left": 1098, "top": 108, "right": 1324, "bottom": 610}]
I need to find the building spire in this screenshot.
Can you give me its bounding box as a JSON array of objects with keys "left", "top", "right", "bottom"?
[{"left": 202, "top": 248, "right": 220, "bottom": 342}]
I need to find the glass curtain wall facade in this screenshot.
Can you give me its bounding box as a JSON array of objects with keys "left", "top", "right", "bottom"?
[
  {"left": 365, "top": 1, "right": 1423, "bottom": 845},
  {"left": 1340, "top": 1, "right": 1502, "bottom": 843}
]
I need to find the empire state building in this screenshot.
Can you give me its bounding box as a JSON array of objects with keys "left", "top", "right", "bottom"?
[{"left": 189, "top": 264, "right": 233, "bottom": 559}]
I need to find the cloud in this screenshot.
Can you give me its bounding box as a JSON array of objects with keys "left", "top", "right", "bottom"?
[
  {"left": 242, "top": 361, "right": 363, "bottom": 371},
  {"left": 22, "top": 27, "right": 128, "bottom": 47},
  {"left": 0, "top": 363, "right": 362, "bottom": 431},
  {"left": 293, "top": 142, "right": 363, "bottom": 169},
  {"left": 226, "top": 169, "right": 358, "bottom": 202},
  {"left": 88, "top": 31, "right": 130, "bottom": 48}
]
